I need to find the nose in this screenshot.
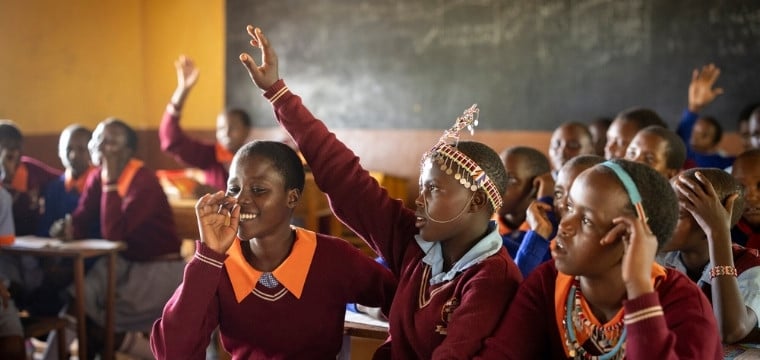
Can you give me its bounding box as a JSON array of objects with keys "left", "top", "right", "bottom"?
[
  {"left": 556, "top": 214, "right": 577, "bottom": 239},
  {"left": 414, "top": 190, "right": 425, "bottom": 209}
]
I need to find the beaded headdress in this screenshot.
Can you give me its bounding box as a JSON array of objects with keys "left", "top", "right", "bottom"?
[{"left": 424, "top": 105, "right": 503, "bottom": 210}]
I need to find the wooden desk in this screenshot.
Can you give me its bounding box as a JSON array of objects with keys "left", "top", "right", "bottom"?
[
  {"left": 341, "top": 312, "right": 388, "bottom": 360},
  {"left": 1, "top": 237, "right": 126, "bottom": 360}
]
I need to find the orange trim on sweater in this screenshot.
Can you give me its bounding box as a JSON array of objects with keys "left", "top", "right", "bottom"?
[
  {"left": 9, "top": 163, "right": 28, "bottom": 192},
  {"left": 0, "top": 234, "right": 14, "bottom": 246},
  {"left": 115, "top": 159, "right": 144, "bottom": 197},
  {"left": 64, "top": 167, "right": 94, "bottom": 194},
  {"left": 225, "top": 227, "right": 317, "bottom": 303},
  {"left": 215, "top": 143, "right": 234, "bottom": 165},
  {"left": 491, "top": 213, "right": 531, "bottom": 236}
]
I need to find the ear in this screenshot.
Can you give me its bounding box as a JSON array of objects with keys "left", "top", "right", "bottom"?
[
  {"left": 470, "top": 190, "right": 488, "bottom": 213},
  {"left": 287, "top": 189, "right": 301, "bottom": 209}
]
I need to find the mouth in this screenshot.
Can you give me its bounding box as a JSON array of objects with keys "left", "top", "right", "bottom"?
[
  {"left": 744, "top": 206, "right": 760, "bottom": 216},
  {"left": 239, "top": 212, "right": 258, "bottom": 222},
  {"left": 414, "top": 212, "right": 427, "bottom": 228},
  {"left": 550, "top": 239, "right": 567, "bottom": 257}
]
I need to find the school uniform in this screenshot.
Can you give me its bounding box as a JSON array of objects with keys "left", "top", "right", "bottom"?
[
  {"left": 505, "top": 196, "right": 557, "bottom": 277},
  {"left": 732, "top": 219, "right": 760, "bottom": 250},
  {"left": 0, "top": 186, "right": 22, "bottom": 337},
  {"left": 676, "top": 109, "right": 734, "bottom": 169},
  {"left": 477, "top": 260, "right": 722, "bottom": 359},
  {"left": 159, "top": 109, "right": 231, "bottom": 191},
  {"left": 71, "top": 159, "right": 184, "bottom": 332},
  {"left": 36, "top": 168, "right": 99, "bottom": 238},
  {"left": 151, "top": 228, "right": 395, "bottom": 359},
  {"left": 657, "top": 245, "right": 760, "bottom": 331},
  {"left": 262, "top": 80, "right": 523, "bottom": 359},
  {"left": 7, "top": 156, "right": 61, "bottom": 236}
]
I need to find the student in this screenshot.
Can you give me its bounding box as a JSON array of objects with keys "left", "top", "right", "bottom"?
[
  {"left": 658, "top": 168, "right": 760, "bottom": 344},
  {"left": 496, "top": 146, "right": 552, "bottom": 258},
  {"left": 750, "top": 108, "right": 760, "bottom": 150},
  {"left": 37, "top": 124, "right": 98, "bottom": 238},
  {"left": 676, "top": 64, "right": 734, "bottom": 169},
  {"left": 588, "top": 117, "right": 612, "bottom": 157},
  {"left": 625, "top": 125, "right": 687, "bottom": 179},
  {"left": 731, "top": 149, "right": 760, "bottom": 250},
  {"left": 0, "top": 186, "right": 24, "bottom": 360},
  {"left": 604, "top": 107, "right": 666, "bottom": 160},
  {"left": 478, "top": 159, "right": 722, "bottom": 359},
  {"left": 515, "top": 155, "right": 604, "bottom": 277},
  {"left": 239, "top": 25, "right": 522, "bottom": 359},
  {"left": 737, "top": 103, "right": 759, "bottom": 152},
  {"left": 151, "top": 140, "right": 395, "bottom": 358},
  {"left": 159, "top": 55, "right": 253, "bottom": 192},
  {"left": 56, "top": 118, "right": 184, "bottom": 358},
  {"left": 548, "top": 122, "right": 594, "bottom": 175},
  {"left": 0, "top": 120, "right": 61, "bottom": 235}
]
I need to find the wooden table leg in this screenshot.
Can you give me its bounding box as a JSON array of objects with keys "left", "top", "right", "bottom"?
[
  {"left": 103, "top": 252, "right": 117, "bottom": 360},
  {"left": 73, "top": 256, "right": 87, "bottom": 360}
]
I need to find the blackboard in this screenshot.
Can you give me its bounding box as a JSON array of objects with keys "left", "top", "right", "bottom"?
[{"left": 226, "top": 0, "right": 760, "bottom": 131}]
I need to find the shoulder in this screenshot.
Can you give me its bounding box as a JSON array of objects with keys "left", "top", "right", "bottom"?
[
  {"left": 657, "top": 269, "right": 712, "bottom": 311},
  {"left": 463, "top": 248, "right": 523, "bottom": 286}
]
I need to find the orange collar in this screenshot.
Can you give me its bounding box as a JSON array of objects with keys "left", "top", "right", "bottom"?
[
  {"left": 553, "top": 263, "right": 667, "bottom": 357},
  {"left": 492, "top": 213, "right": 530, "bottom": 236},
  {"left": 9, "top": 162, "right": 28, "bottom": 192},
  {"left": 224, "top": 227, "right": 317, "bottom": 303},
  {"left": 64, "top": 166, "right": 94, "bottom": 194},
  {"left": 114, "top": 159, "right": 144, "bottom": 197},
  {"left": 215, "top": 143, "right": 234, "bottom": 165}
]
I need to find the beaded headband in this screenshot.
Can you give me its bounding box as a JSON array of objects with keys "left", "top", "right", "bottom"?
[
  {"left": 600, "top": 161, "right": 648, "bottom": 222},
  {"left": 425, "top": 105, "right": 503, "bottom": 210}
]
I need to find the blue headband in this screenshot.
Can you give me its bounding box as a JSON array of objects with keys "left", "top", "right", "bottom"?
[{"left": 600, "top": 161, "right": 647, "bottom": 220}]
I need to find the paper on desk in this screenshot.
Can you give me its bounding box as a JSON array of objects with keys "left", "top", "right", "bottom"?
[
  {"left": 10, "top": 236, "right": 63, "bottom": 248},
  {"left": 344, "top": 311, "right": 390, "bottom": 329}
]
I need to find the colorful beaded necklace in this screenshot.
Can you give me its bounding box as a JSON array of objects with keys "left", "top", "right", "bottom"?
[{"left": 563, "top": 278, "right": 626, "bottom": 360}]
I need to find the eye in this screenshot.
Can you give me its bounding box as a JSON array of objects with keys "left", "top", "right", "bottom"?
[
  {"left": 581, "top": 216, "right": 592, "bottom": 225},
  {"left": 251, "top": 186, "right": 268, "bottom": 194},
  {"left": 226, "top": 186, "right": 240, "bottom": 196},
  {"left": 554, "top": 190, "right": 563, "bottom": 200}
]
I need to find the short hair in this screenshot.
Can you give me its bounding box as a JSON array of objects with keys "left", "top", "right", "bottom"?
[
  {"left": 738, "top": 102, "right": 760, "bottom": 123},
  {"left": 638, "top": 125, "right": 687, "bottom": 170},
  {"left": 0, "top": 120, "right": 22, "bottom": 143},
  {"left": 226, "top": 108, "right": 253, "bottom": 128},
  {"left": 590, "top": 117, "right": 612, "bottom": 129},
  {"left": 735, "top": 148, "right": 760, "bottom": 167},
  {"left": 697, "top": 116, "right": 723, "bottom": 145},
  {"left": 595, "top": 159, "right": 678, "bottom": 250},
  {"left": 448, "top": 141, "right": 507, "bottom": 213},
  {"left": 562, "top": 154, "right": 605, "bottom": 172},
  {"left": 234, "top": 140, "right": 305, "bottom": 192},
  {"left": 501, "top": 146, "right": 551, "bottom": 179},
  {"left": 678, "top": 168, "right": 744, "bottom": 226},
  {"left": 59, "top": 124, "right": 92, "bottom": 145},
  {"left": 102, "top": 118, "right": 138, "bottom": 152},
  {"left": 556, "top": 122, "right": 593, "bottom": 143},
  {"left": 616, "top": 107, "right": 667, "bottom": 130}
]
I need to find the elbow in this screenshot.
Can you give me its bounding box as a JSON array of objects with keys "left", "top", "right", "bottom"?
[{"left": 720, "top": 325, "right": 751, "bottom": 344}]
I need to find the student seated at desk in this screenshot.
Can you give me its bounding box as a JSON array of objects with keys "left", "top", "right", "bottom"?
[
  {"left": 239, "top": 26, "right": 521, "bottom": 359},
  {"left": 0, "top": 120, "right": 61, "bottom": 236},
  {"left": 160, "top": 55, "right": 253, "bottom": 193},
  {"left": 0, "top": 186, "right": 24, "bottom": 360},
  {"left": 50, "top": 118, "right": 184, "bottom": 359},
  {"left": 151, "top": 140, "right": 395, "bottom": 359}
]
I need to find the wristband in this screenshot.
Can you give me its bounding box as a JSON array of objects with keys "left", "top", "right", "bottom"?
[{"left": 709, "top": 265, "right": 737, "bottom": 280}]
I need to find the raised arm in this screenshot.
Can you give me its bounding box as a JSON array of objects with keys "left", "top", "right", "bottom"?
[
  {"left": 677, "top": 64, "right": 723, "bottom": 143},
  {"left": 238, "top": 25, "right": 416, "bottom": 275}
]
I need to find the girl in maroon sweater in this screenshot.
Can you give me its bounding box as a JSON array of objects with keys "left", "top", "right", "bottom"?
[
  {"left": 239, "top": 26, "right": 522, "bottom": 359},
  {"left": 478, "top": 159, "right": 722, "bottom": 359},
  {"left": 151, "top": 140, "right": 396, "bottom": 359}
]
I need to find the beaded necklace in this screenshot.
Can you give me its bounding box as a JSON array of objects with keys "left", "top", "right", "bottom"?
[{"left": 562, "top": 278, "right": 626, "bottom": 360}]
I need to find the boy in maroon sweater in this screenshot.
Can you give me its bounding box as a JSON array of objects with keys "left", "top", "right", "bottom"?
[
  {"left": 151, "top": 140, "right": 395, "bottom": 359},
  {"left": 240, "top": 26, "right": 522, "bottom": 359},
  {"left": 159, "top": 55, "right": 252, "bottom": 192},
  {"left": 478, "top": 159, "right": 722, "bottom": 359}
]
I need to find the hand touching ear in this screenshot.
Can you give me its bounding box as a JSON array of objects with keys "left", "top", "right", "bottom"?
[
  {"left": 601, "top": 214, "right": 658, "bottom": 299},
  {"left": 239, "top": 25, "right": 279, "bottom": 91}
]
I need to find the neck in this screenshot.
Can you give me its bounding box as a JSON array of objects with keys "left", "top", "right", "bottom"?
[
  {"left": 677, "top": 248, "right": 710, "bottom": 276},
  {"left": 440, "top": 221, "right": 489, "bottom": 271},
  {"left": 578, "top": 267, "right": 627, "bottom": 323},
  {"left": 245, "top": 226, "right": 296, "bottom": 272}
]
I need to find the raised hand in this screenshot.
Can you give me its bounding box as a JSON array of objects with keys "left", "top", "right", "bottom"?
[
  {"left": 239, "top": 25, "right": 279, "bottom": 91},
  {"left": 526, "top": 201, "right": 553, "bottom": 239},
  {"left": 601, "top": 214, "right": 658, "bottom": 299},
  {"left": 196, "top": 191, "right": 240, "bottom": 254},
  {"left": 674, "top": 172, "right": 736, "bottom": 243},
  {"left": 688, "top": 63, "right": 724, "bottom": 112},
  {"left": 175, "top": 55, "right": 200, "bottom": 92}
]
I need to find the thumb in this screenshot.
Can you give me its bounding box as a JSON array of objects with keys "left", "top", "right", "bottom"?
[
  {"left": 713, "top": 87, "right": 724, "bottom": 96},
  {"left": 724, "top": 193, "right": 738, "bottom": 217}
]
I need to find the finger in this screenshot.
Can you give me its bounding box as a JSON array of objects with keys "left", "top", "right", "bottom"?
[
  {"left": 534, "top": 202, "right": 553, "bottom": 212},
  {"left": 692, "top": 69, "right": 699, "bottom": 82},
  {"left": 600, "top": 221, "right": 628, "bottom": 246},
  {"left": 694, "top": 171, "right": 718, "bottom": 199},
  {"left": 713, "top": 87, "right": 724, "bottom": 96},
  {"left": 228, "top": 204, "right": 241, "bottom": 227},
  {"left": 257, "top": 28, "right": 277, "bottom": 67},
  {"left": 239, "top": 53, "right": 260, "bottom": 76},
  {"left": 614, "top": 214, "right": 651, "bottom": 239},
  {"left": 724, "top": 193, "right": 739, "bottom": 217},
  {"left": 675, "top": 180, "right": 698, "bottom": 206}
]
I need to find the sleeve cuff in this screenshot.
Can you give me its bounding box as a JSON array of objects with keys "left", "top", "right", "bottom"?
[
  {"left": 623, "top": 292, "right": 665, "bottom": 327},
  {"left": 262, "top": 79, "right": 291, "bottom": 105},
  {"left": 193, "top": 241, "right": 228, "bottom": 268}
]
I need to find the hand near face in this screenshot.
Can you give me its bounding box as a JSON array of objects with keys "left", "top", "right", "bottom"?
[
  {"left": 239, "top": 25, "right": 280, "bottom": 91},
  {"left": 526, "top": 201, "right": 553, "bottom": 239},
  {"left": 601, "top": 214, "right": 658, "bottom": 299},
  {"left": 674, "top": 172, "right": 736, "bottom": 245},
  {"left": 533, "top": 172, "right": 555, "bottom": 199},
  {"left": 196, "top": 191, "right": 240, "bottom": 255}
]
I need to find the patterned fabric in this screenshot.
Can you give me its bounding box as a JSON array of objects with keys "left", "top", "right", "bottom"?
[{"left": 259, "top": 272, "right": 279, "bottom": 288}]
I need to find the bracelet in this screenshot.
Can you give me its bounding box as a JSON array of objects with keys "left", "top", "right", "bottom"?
[
  {"left": 103, "top": 184, "right": 118, "bottom": 193},
  {"left": 709, "top": 265, "right": 737, "bottom": 280}
]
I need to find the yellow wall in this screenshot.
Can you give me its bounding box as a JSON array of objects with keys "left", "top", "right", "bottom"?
[{"left": 0, "top": 0, "right": 224, "bottom": 136}]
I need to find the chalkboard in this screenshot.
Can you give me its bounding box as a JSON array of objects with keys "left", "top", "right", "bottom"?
[{"left": 226, "top": 0, "right": 760, "bottom": 131}]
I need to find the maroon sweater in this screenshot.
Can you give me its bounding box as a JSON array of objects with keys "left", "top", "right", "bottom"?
[
  {"left": 9, "top": 156, "right": 61, "bottom": 235},
  {"left": 159, "top": 110, "right": 228, "bottom": 191},
  {"left": 72, "top": 165, "right": 180, "bottom": 261},
  {"left": 264, "top": 80, "right": 523, "bottom": 359},
  {"left": 150, "top": 235, "right": 396, "bottom": 359},
  {"left": 477, "top": 260, "right": 722, "bottom": 359}
]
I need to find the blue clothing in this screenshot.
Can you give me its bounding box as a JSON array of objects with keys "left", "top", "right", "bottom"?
[
  {"left": 512, "top": 196, "right": 557, "bottom": 277},
  {"left": 676, "top": 109, "right": 735, "bottom": 169},
  {"left": 36, "top": 174, "right": 100, "bottom": 238}
]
